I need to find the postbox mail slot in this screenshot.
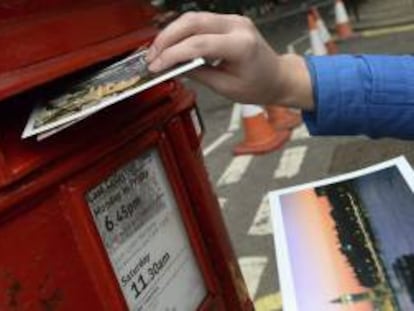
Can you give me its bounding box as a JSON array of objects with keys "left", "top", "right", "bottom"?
[{"left": 0, "top": 79, "right": 178, "bottom": 189}]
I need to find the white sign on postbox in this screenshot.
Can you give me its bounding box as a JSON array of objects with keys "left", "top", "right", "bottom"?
[{"left": 86, "top": 150, "right": 207, "bottom": 311}]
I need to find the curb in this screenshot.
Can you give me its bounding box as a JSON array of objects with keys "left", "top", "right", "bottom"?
[
  {"left": 359, "top": 23, "right": 414, "bottom": 38},
  {"left": 328, "top": 18, "right": 414, "bottom": 38},
  {"left": 352, "top": 15, "right": 414, "bottom": 31},
  {"left": 330, "top": 23, "right": 414, "bottom": 43}
]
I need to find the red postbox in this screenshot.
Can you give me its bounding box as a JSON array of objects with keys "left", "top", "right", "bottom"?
[{"left": 0, "top": 1, "right": 254, "bottom": 310}]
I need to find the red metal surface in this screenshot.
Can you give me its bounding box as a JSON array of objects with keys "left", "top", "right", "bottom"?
[
  {"left": 0, "top": 0, "right": 158, "bottom": 100},
  {"left": 0, "top": 0, "right": 114, "bottom": 21},
  {"left": 0, "top": 191, "right": 106, "bottom": 310},
  {"left": 0, "top": 0, "right": 155, "bottom": 71},
  {"left": 181, "top": 106, "right": 205, "bottom": 152}
]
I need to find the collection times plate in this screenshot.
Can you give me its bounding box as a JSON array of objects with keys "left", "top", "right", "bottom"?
[{"left": 86, "top": 150, "right": 207, "bottom": 311}]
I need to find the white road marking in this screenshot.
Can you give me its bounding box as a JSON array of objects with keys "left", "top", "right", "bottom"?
[
  {"left": 228, "top": 103, "right": 242, "bottom": 132},
  {"left": 238, "top": 256, "right": 269, "bottom": 299},
  {"left": 291, "top": 124, "right": 310, "bottom": 141},
  {"left": 287, "top": 33, "right": 308, "bottom": 47},
  {"left": 203, "top": 103, "right": 242, "bottom": 157},
  {"left": 218, "top": 197, "right": 228, "bottom": 209},
  {"left": 361, "top": 23, "right": 414, "bottom": 38},
  {"left": 248, "top": 196, "right": 272, "bottom": 236},
  {"left": 274, "top": 146, "right": 308, "bottom": 179},
  {"left": 255, "top": 292, "right": 283, "bottom": 311},
  {"left": 203, "top": 132, "right": 234, "bottom": 157},
  {"left": 217, "top": 155, "right": 253, "bottom": 186}
]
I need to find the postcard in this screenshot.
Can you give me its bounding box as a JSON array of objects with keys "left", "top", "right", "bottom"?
[
  {"left": 22, "top": 50, "right": 205, "bottom": 139},
  {"left": 269, "top": 156, "right": 414, "bottom": 311}
]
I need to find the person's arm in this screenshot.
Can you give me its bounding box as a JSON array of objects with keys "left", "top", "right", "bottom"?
[
  {"left": 147, "top": 12, "right": 414, "bottom": 139},
  {"left": 147, "top": 12, "right": 313, "bottom": 110},
  {"left": 305, "top": 55, "right": 414, "bottom": 139}
]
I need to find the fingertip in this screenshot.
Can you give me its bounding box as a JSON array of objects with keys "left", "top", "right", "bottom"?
[{"left": 148, "top": 58, "right": 164, "bottom": 73}]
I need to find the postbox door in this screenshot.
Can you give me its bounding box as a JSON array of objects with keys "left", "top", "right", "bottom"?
[{"left": 61, "top": 130, "right": 223, "bottom": 310}]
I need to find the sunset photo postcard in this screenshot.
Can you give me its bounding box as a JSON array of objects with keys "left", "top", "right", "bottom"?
[{"left": 269, "top": 156, "right": 414, "bottom": 311}]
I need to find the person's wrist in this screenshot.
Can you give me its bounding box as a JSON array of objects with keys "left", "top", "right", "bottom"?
[{"left": 271, "top": 54, "right": 314, "bottom": 111}]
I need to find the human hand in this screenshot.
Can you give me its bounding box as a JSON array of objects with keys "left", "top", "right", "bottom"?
[{"left": 147, "top": 12, "right": 313, "bottom": 109}]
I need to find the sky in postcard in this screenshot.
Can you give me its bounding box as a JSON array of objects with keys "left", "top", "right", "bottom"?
[{"left": 279, "top": 189, "right": 374, "bottom": 311}]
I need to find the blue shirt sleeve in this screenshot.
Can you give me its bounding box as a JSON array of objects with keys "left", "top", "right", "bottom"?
[{"left": 303, "top": 55, "right": 414, "bottom": 139}]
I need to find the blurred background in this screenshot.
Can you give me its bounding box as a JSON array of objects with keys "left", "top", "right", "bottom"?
[{"left": 151, "top": 1, "right": 414, "bottom": 310}]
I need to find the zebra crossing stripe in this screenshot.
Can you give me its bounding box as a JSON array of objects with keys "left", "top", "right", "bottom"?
[
  {"left": 291, "top": 124, "right": 310, "bottom": 141},
  {"left": 203, "top": 103, "right": 242, "bottom": 157},
  {"left": 203, "top": 132, "right": 234, "bottom": 157},
  {"left": 217, "top": 155, "right": 253, "bottom": 186},
  {"left": 238, "top": 256, "right": 269, "bottom": 299},
  {"left": 274, "top": 146, "right": 308, "bottom": 179},
  {"left": 254, "top": 292, "right": 283, "bottom": 311},
  {"left": 248, "top": 196, "right": 273, "bottom": 236}
]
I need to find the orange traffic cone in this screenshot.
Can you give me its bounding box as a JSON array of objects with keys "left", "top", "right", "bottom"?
[
  {"left": 266, "top": 106, "right": 302, "bottom": 130},
  {"left": 233, "top": 105, "right": 291, "bottom": 156},
  {"left": 335, "top": 0, "right": 354, "bottom": 40},
  {"left": 308, "top": 12, "right": 327, "bottom": 56},
  {"left": 310, "top": 6, "right": 338, "bottom": 54}
]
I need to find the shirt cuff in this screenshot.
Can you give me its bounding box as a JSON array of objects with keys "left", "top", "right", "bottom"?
[
  {"left": 302, "top": 55, "right": 369, "bottom": 136},
  {"left": 302, "top": 55, "right": 414, "bottom": 139}
]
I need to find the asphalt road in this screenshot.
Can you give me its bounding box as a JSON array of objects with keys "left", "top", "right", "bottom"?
[{"left": 184, "top": 13, "right": 414, "bottom": 311}]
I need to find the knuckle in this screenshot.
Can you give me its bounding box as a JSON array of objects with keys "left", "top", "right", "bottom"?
[
  {"left": 191, "top": 36, "right": 206, "bottom": 51},
  {"left": 241, "top": 31, "right": 258, "bottom": 51},
  {"left": 229, "top": 16, "right": 257, "bottom": 50},
  {"left": 181, "top": 11, "right": 198, "bottom": 24},
  {"left": 238, "top": 15, "right": 255, "bottom": 29},
  {"left": 226, "top": 14, "right": 242, "bottom": 22},
  {"left": 196, "top": 12, "right": 210, "bottom": 25},
  {"left": 225, "top": 14, "right": 250, "bottom": 31},
  {"left": 181, "top": 11, "right": 210, "bottom": 33}
]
